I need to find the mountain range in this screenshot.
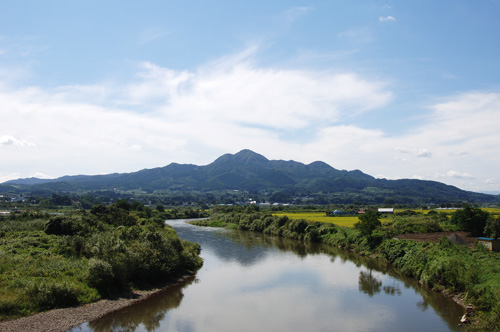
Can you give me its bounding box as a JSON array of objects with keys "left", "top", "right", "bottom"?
[{"left": 2, "top": 149, "right": 498, "bottom": 204}]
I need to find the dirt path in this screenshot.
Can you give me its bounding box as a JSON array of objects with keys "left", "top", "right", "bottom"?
[{"left": 0, "top": 275, "right": 192, "bottom": 332}]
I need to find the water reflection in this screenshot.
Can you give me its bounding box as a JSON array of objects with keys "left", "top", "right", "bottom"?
[
  {"left": 359, "top": 269, "right": 383, "bottom": 297},
  {"left": 88, "top": 277, "right": 195, "bottom": 332},
  {"left": 70, "top": 220, "right": 464, "bottom": 332},
  {"left": 383, "top": 284, "right": 402, "bottom": 296}
]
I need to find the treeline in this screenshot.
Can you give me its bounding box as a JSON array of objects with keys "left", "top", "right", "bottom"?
[
  {"left": 195, "top": 206, "right": 500, "bottom": 330},
  {"left": 0, "top": 201, "right": 203, "bottom": 321}
]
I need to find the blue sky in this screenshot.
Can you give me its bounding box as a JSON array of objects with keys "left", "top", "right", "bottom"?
[{"left": 1, "top": 0, "right": 500, "bottom": 193}]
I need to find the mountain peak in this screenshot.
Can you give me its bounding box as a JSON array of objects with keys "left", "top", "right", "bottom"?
[
  {"left": 233, "top": 149, "right": 268, "bottom": 163},
  {"left": 213, "top": 149, "right": 268, "bottom": 165}
]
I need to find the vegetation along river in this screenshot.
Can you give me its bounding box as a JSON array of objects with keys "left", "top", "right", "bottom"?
[{"left": 69, "top": 219, "right": 465, "bottom": 332}]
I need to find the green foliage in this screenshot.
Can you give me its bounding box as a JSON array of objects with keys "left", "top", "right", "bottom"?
[
  {"left": 45, "top": 216, "right": 79, "bottom": 236},
  {"left": 484, "top": 216, "right": 500, "bottom": 238},
  {"left": 0, "top": 202, "right": 203, "bottom": 321},
  {"left": 385, "top": 215, "right": 443, "bottom": 235},
  {"left": 354, "top": 211, "right": 381, "bottom": 238},
  {"left": 450, "top": 204, "right": 490, "bottom": 236},
  {"left": 86, "top": 259, "right": 116, "bottom": 295},
  {"left": 26, "top": 280, "right": 81, "bottom": 310},
  {"left": 207, "top": 208, "right": 330, "bottom": 243}
]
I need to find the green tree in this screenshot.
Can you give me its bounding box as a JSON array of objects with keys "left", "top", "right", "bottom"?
[
  {"left": 484, "top": 216, "right": 500, "bottom": 238},
  {"left": 114, "top": 199, "right": 131, "bottom": 211},
  {"left": 450, "top": 204, "right": 490, "bottom": 236},
  {"left": 354, "top": 210, "right": 381, "bottom": 238}
]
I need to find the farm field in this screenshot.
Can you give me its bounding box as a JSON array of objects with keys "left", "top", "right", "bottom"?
[
  {"left": 273, "top": 207, "right": 500, "bottom": 228},
  {"left": 272, "top": 212, "right": 367, "bottom": 228}
]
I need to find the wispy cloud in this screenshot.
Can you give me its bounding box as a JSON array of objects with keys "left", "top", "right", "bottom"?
[
  {"left": 337, "top": 28, "right": 375, "bottom": 44},
  {"left": 379, "top": 16, "right": 396, "bottom": 22},
  {"left": 137, "top": 26, "right": 168, "bottom": 45},
  {"left": 394, "top": 146, "right": 432, "bottom": 158},
  {"left": 283, "top": 6, "right": 315, "bottom": 24}
]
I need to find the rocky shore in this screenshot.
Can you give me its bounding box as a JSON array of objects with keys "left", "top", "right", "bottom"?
[{"left": 0, "top": 275, "right": 193, "bottom": 332}]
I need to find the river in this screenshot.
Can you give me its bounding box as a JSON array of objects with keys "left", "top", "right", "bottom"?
[{"left": 70, "top": 219, "right": 465, "bottom": 332}]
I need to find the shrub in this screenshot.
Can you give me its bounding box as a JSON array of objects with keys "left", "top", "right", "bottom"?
[
  {"left": 27, "top": 280, "right": 80, "bottom": 310},
  {"left": 304, "top": 225, "right": 319, "bottom": 242},
  {"left": 290, "top": 219, "right": 308, "bottom": 234},
  {"left": 484, "top": 216, "right": 500, "bottom": 238},
  {"left": 45, "top": 217, "right": 75, "bottom": 236},
  {"left": 86, "top": 258, "right": 116, "bottom": 295}
]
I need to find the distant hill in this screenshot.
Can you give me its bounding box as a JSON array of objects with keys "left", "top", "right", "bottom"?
[{"left": 3, "top": 149, "right": 498, "bottom": 204}]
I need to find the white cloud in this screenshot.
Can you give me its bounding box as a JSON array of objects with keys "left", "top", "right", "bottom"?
[
  {"left": 447, "top": 170, "right": 474, "bottom": 179},
  {"left": 0, "top": 135, "right": 35, "bottom": 147},
  {"left": 416, "top": 149, "right": 432, "bottom": 158},
  {"left": 394, "top": 146, "right": 431, "bottom": 158},
  {"left": 129, "top": 144, "right": 142, "bottom": 151},
  {"left": 379, "top": 16, "right": 396, "bottom": 22},
  {"left": 1, "top": 46, "right": 499, "bottom": 193},
  {"left": 0, "top": 47, "right": 392, "bottom": 179},
  {"left": 32, "top": 172, "right": 54, "bottom": 179}
]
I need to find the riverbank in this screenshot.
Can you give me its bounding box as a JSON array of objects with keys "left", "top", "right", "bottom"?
[{"left": 0, "top": 275, "right": 194, "bottom": 332}]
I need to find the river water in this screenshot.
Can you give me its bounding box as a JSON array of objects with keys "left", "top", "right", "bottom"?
[{"left": 70, "top": 219, "right": 465, "bottom": 332}]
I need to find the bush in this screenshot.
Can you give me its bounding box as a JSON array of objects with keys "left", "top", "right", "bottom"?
[
  {"left": 45, "top": 217, "right": 74, "bottom": 236},
  {"left": 290, "top": 219, "right": 308, "bottom": 234},
  {"left": 304, "top": 225, "right": 319, "bottom": 242},
  {"left": 484, "top": 216, "right": 500, "bottom": 238},
  {"left": 27, "top": 280, "right": 80, "bottom": 310},
  {"left": 86, "top": 258, "right": 116, "bottom": 295}
]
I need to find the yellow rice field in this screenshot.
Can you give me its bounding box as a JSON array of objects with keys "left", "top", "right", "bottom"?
[
  {"left": 272, "top": 212, "right": 361, "bottom": 228},
  {"left": 273, "top": 207, "right": 500, "bottom": 228}
]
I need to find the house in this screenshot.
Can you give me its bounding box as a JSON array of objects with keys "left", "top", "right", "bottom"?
[
  {"left": 476, "top": 237, "right": 500, "bottom": 252},
  {"left": 378, "top": 208, "right": 394, "bottom": 214}
]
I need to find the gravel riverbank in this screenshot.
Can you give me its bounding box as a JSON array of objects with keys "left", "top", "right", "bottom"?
[{"left": 0, "top": 275, "right": 193, "bottom": 332}]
